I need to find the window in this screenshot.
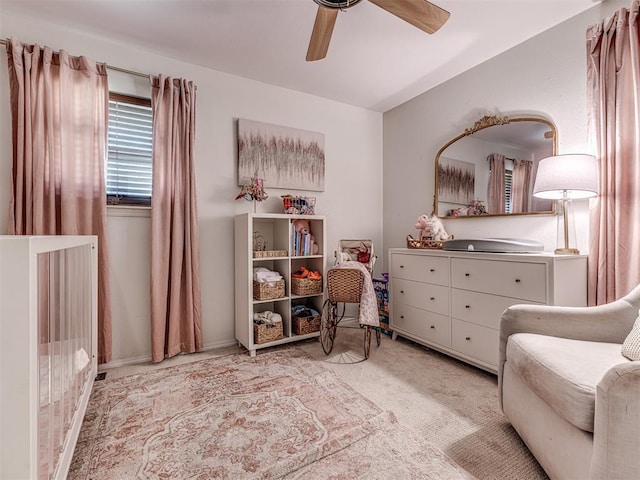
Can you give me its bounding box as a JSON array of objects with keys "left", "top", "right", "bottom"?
[
  {"left": 504, "top": 168, "right": 513, "bottom": 213},
  {"left": 106, "top": 93, "right": 153, "bottom": 206}
]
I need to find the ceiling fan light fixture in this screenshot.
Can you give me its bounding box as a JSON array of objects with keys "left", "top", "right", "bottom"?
[{"left": 312, "top": 0, "right": 363, "bottom": 10}]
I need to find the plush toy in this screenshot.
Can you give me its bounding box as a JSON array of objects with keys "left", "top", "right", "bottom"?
[
  {"left": 414, "top": 214, "right": 432, "bottom": 240},
  {"left": 414, "top": 214, "right": 451, "bottom": 242},
  {"left": 292, "top": 218, "right": 311, "bottom": 235},
  {"left": 292, "top": 218, "right": 319, "bottom": 254},
  {"left": 467, "top": 200, "right": 487, "bottom": 216},
  {"left": 449, "top": 207, "right": 470, "bottom": 216},
  {"left": 428, "top": 214, "right": 451, "bottom": 241},
  {"left": 349, "top": 241, "right": 371, "bottom": 264}
]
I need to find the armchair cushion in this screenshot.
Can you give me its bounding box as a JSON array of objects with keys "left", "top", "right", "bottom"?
[
  {"left": 621, "top": 311, "right": 640, "bottom": 360},
  {"left": 507, "top": 333, "right": 627, "bottom": 432}
]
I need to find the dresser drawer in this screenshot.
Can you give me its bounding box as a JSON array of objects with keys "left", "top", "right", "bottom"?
[
  {"left": 392, "top": 303, "right": 451, "bottom": 348},
  {"left": 390, "top": 253, "right": 449, "bottom": 286},
  {"left": 451, "top": 319, "right": 499, "bottom": 366},
  {"left": 451, "top": 258, "right": 546, "bottom": 302},
  {"left": 451, "top": 289, "right": 541, "bottom": 330},
  {"left": 393, "top": 278, "right": 449, "bottom": 316}
]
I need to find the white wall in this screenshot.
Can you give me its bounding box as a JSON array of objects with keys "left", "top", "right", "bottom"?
[
  {"left": 0, "top": 13, "right": 383, "bottom": 365},
  {"left": 383, "top": 0, "right": 627, "bottom": 262}
]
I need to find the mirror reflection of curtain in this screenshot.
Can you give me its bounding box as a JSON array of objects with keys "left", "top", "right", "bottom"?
[
  {"left": 511, "top": 159, "right": 533, "bottom": 213},
  {"left": 487, "top": 153, "right": 505, "bottom": 214}
]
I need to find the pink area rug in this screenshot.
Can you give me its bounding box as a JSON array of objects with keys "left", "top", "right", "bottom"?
[{"left": 69, "top": 347, "right": 474, "bottom": 479}]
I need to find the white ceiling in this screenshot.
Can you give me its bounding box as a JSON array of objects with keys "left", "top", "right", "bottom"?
[{"left": 1, "top": 0, "right": 600, "bottom": 112}]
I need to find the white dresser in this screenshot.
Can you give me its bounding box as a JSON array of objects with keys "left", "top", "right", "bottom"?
[{"left": 388, "top": 248, "right": 587, "bottom": 373}]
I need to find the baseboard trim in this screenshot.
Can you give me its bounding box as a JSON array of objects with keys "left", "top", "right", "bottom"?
[
  {"left": 202, "top": 339, "right": 239, "bottom": 351},
  {"left": 101, "top": 339, "right": 239, "bottom": 369}
]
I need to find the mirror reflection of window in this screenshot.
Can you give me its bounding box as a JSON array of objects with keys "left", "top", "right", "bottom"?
[
  {"left": 505, "top": 164, "right": 513, "bottom": 213},
  {"left": 434, "top": 116, "right": 557, "bottom": 218}
]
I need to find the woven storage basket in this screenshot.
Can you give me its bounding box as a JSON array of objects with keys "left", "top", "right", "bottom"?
[
  {"left": 291, "top": 277, "right": 322, "bottom": 296},
  {"left": 253, "top": 279, "right": 285, "bottom": 301},
  {"left": 293, "top": 314, "right": 321, "bottom": 335},
  {"left": 406, "top": 234, "right": 453, "bottom": 250},
  {"left": 327, "top": 268, "right": 363, "bottom": 303},
  {"left": 253, "top": 321, "right": 283, "bottom": 344}
]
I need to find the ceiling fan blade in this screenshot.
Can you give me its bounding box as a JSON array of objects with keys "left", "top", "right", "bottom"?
[
  {"left": 306, "top": 6, "right": 339, "bottom": 62},
  {"left": 367, "top": 0, "right": 450, "bottom": 34}
]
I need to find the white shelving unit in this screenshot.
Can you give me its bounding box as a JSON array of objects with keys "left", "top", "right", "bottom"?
[{"left": 235, "top": 213, "right": 326, "bottom": 356}]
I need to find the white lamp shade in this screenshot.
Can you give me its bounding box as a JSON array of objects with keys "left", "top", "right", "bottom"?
[{"left": 533, "top": 154, "right": 598, "bottom": 200}]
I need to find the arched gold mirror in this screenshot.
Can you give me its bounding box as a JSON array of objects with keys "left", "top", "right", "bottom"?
[{"left": 434, "top": 114, "right": 557, "bottom": 218}]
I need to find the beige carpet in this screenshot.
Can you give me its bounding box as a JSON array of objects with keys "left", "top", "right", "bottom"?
[
  {"left": 299, "top": 323, "right": 548, "bottom": 480},
  {"left": 71, "top": 324, "right": 547, "bottom": 479}
]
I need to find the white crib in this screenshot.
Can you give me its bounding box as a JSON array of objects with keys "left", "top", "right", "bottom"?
[{"left": 0, "top": 236, "right": 98, "bottom": 480}]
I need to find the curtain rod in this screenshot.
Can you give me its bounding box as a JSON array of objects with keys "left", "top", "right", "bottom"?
[{"left": 0, "top": 38, "right": 150, "bottom": 79}]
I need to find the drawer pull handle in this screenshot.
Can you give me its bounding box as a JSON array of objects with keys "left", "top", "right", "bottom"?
[
  {"left": 465, "top": 336, "right": 471, "bottom": 341},
  {"left": 400, "top": 265, "right": 405, "bottom": 269},
  {"left": 430, "top": 325, "right": 435, "bottom": 329},
  {"left": 400, "top": 315, "right": 404, "bottom": 319},
  {"left": 430, "top": 297, "right": 435, "bottom": 301},
  {"left": 465, "top": 305, "right": 470, "bottom": 309},
  {"left": 515, "top": 278, "right": 521, "bottom": 283},
  {"left": 465, "top": 273, "right": 470, "bottom": 277},
  {"left": 400, "top": 290, "right": 405, "bottom": 294},
  {"left": 430, "top": 268, "right": 435, "bottom": 272}
]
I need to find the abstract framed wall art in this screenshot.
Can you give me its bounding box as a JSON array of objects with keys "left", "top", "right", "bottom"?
[
  {"left": 437, "top": 157, "right": 475, "bottom": 205},
  {"left": 237, "top": 119, "right": 325, "bottom": 191}
]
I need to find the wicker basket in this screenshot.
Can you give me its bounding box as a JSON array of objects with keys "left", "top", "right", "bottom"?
[
  {"left": 406, "top": 234, "right": 453, "bottom": 250},
  {"left": 293, "top": 314, "right": 321, "bottom": 335},
  {"left": 253, "top": 321, "right": 283, "bottom": 344},
  {"left": 253, "top": 249, "right": 288, "bottom": 258},
  {"left": 253, "top": 279, "right": 285, "bottom": 300},
  {"left": 326, "top": 268, "right": 363, "bottom": 303},
  {"left": 291, "top": 277, "right": 322, "bottom": 296}
]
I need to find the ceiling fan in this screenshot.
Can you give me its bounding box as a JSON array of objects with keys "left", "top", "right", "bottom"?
[{"left": 306, "top": 0, "right": 450, "bottom": 62}]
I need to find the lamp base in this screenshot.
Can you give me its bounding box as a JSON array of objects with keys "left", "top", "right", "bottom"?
[{"left": 554, "top": 247, "right": 580, "bottom": 255}]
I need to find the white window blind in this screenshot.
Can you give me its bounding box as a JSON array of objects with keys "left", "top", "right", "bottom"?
[
  {"left": 107, "top": 95, "right": 153, "bottom": 206},
  {"left": 504, "top": 169, "right": 513, "bottom": 213}
]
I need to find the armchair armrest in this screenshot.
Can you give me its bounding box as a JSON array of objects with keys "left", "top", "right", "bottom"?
[
  {"left": 501, "top": 300, "right": 637, "bottom": 347},
  {"left": 498, "top": 297, "right": 638, "bottom": 407},
  {"left": 590, "top": 362, "right": 640, "bottom": 479}
]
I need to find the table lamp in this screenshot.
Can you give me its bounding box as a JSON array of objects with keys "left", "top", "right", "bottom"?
[{"left": 532, "top": 154, "right": 598, "bottom": 254}]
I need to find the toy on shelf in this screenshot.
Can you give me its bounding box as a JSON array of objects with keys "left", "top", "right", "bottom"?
[
  {"left": 337, "top": 240, "right": 376, "bottom": 273},
  {"left": 407, "top": 214, "right": 452, "bottom": 249},
  {"left": 449, "top": 199, "right": 488, "bottom": 216},
  {"left": 282, "top": 195, "right": 316, "bottom": 215},
  {"left": 291, "top": 218, "right": 319, "bottom": 255},
  {"left": 414, "top": 214, "right": 432, "bottom": 240}
]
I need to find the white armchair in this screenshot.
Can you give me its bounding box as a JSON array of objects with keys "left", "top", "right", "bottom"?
[{"left": 498, "top": 284, "right": 640, "bottom": 479}]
